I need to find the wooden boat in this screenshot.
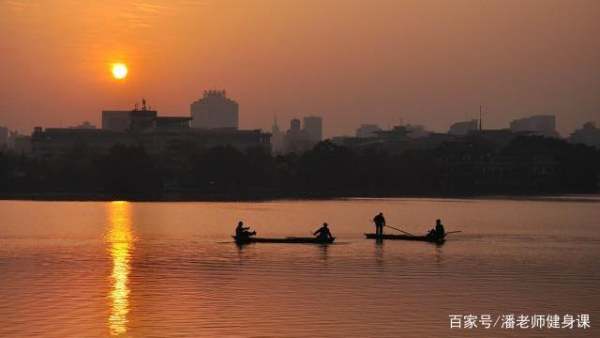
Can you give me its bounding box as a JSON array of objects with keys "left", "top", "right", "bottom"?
[
  {"left": 233, "top": 236, "right": 335, "bottom": 245},
  {"left": 364, "top": 233, "right": 446, "bottom": 243}
]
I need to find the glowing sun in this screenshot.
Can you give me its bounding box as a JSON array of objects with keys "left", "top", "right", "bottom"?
[{"left": 112, "top": 63, "right": 128, "bottom": 80}]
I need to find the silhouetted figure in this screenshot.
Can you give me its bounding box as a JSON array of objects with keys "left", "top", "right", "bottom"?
[
  {"left": 373, "top": 212, "right": 385, "bottom": 238},
  {"left": 313, "top": 222, "right": 334, "bottom": 241},
  {"left": 435, "top": 219, "right": 445, "bottom": 238},
  {"left": 427, "top": 228, "right": 437, "bottom": 238},
  {"left": 235, "top": 221, "right": 256, "bottom": 239}
]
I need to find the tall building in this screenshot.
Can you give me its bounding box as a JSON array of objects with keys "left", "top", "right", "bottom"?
[
  {"left": 303, "top": 116, "right": 323, "bottom": 142},
  {"left": 509, "top": 115, "right": 558, "bottom": 137},
  {"left": 191, "top": 90, "right": 239, "bottom": 129},
  {"left": 448, "top": 119, "right": 479, "bottom": 136},
  {"left": 283, "top": 118, "right": 311, "bottom": 153},
  {"left": 271, "top": 117, "right": 285, "bottom": 154}
]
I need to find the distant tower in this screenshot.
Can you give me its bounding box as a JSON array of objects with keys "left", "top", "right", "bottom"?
[{"left": 271, "top": 116, "right": 285, "bottom": 154}]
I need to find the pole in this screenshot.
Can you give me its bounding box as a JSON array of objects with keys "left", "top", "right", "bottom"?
[{"left": 385, "top": 225, "right": 415, "bottom": 237}]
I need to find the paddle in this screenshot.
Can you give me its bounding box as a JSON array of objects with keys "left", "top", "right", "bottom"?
[
  {"left": 445, "top": 231, "right": 462, "bottom": 235},
  {"left": 385, "top": 225, "right": 415, "bottom": 237}
]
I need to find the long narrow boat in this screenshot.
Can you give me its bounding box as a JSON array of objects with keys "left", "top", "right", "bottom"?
[
  {"left": 233, "top": 236, "right": 335, "bottom": 245},
  {"left": 364, "top": 233, "right": 446, "bottom": 244}
]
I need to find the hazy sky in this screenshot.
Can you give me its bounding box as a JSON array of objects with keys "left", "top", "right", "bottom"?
[{"left": 1, "top": 0, "right": 599, "bottom": 137}]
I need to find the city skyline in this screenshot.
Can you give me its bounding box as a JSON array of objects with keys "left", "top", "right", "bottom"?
[{"left": 1, "top": 0, "right": 599, "bottom": 137}]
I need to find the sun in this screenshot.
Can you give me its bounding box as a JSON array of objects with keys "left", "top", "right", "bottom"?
[{"left": 112, "top": 63, "right": 128, "bottom": 80}]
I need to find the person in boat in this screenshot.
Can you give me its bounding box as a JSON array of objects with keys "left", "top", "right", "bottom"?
[
  {"left": 427, "top": 228, "right": 437, "bottom": 238},
  {"left": 435, "top": 219, "right": 445, "bottom": 238},
  {"left": 235, "top": 221, "right": 256, "bottom": 239},
  {"left": 373, "top": 212, "right": 386, "bottom": 238},
  {"left": 313, "top": 222, "right": 334, "bottom": 241}
]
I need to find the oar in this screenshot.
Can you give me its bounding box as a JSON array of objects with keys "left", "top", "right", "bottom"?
[
  {"left": 385, "top": 225, "right": 415, "bottom": 237},
  {"left": 446, "top": 231, "right": 462, "bottom": 235}
]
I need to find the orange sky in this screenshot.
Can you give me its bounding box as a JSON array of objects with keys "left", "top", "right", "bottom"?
[{"left": 1, "top": 0, "right": 599, "bottom": 137}]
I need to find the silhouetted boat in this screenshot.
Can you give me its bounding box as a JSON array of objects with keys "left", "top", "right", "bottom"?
[
  {"left": 364, "top": 233, "right": 446, "bottom": 243},
  {"left": 233, "top": 236, "right": 335, "bottom": 245}
]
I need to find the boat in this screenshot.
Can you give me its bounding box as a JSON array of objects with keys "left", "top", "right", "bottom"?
[
  {"left": 364, "top": 233, "right": 446, "bottom": 243},
  {"left": 233, "top": 236, "right": 335, "bottom": 245}
]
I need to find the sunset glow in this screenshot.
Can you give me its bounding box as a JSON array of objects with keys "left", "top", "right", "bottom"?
[{"left": 111, "top": 63, "right": 128, "bottom": 80}]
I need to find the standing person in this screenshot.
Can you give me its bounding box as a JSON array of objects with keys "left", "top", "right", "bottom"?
[
  {"left": 435, "top": 219, "right": 445, "bottom": 238},
  {"left": 373, "top": 212, "right": 386, "bottom": 238},
  {"left": 313, "top": 222, "right": 334, "bottom": 241}
]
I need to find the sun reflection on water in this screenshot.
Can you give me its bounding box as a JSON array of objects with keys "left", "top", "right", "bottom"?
[{"left": 106, "top": 201, "right": 134, "bottom": 336}]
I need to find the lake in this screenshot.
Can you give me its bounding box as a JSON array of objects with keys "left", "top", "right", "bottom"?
[{"left": 1, "top": 198, "right": 599, "bottom": 337}]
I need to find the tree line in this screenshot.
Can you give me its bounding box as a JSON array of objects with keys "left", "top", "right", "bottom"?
[{"left": 0, "top": 135, "right": 599, "bottom": 200}]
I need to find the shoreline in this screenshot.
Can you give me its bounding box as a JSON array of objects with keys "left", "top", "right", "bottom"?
[{"left": 1, "top": 191, "right": 599, "bottom": 203}]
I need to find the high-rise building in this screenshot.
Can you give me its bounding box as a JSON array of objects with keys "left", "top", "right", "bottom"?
[
  {"left": 303, "top": 116, "right": 322, "bottom": 142},
  {"left": 283, "top": 118, "right": 311, "bottom": 153},
  {"left": 191, "top": 90, "right": 239, "bottom": 129},
  {"left": 509, "top": 115, "right": 558, "bottom": 137},
  {"left": 271, "top": 117, "right": 285, "bottom": 154}
]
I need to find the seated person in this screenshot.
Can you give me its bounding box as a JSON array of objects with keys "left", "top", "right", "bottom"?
[
  {"left": 235, "top": 221, "right": 256, "bottom": 239},
  {"left": 313, "top": 222, "right": 334, "bottom": 241}
]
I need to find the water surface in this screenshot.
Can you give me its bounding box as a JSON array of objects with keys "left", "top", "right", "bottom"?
[{"left": 1, "top": 198, "right": 599, "bottom": 337}]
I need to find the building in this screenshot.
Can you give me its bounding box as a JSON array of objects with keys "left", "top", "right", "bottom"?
[
  {"left": 270, "top": 117, "right": 285, "bottom": 154},
  {"left": 102, "top": 111, "right": 133, "bottom": 132},
  {"left": 103, "top": 100, "right": 190, "bottom": 132},
  {"left": 31, "top": 126, "right": 270, "bottom": 158},
  {"left": 283, "top": 118, "right": 312, "bottom": 153},
  {"left": 356, "top": 124, "right": 381, "bottom": 138},
  {"left": 509, "top": 115, "right": 558, "bottom": 137},
  {"left": 569, "top": 121, "right": 600, "bottom": 148},
  {"left": 129, "top": 110, "right": 158, "bottom": 132},
  {"left": 32, "top": 100, "right": 268, "bottom": 158},
  {"left": 448, "top": 119, "right": 479, "bottom": 136},
  {"left": 155, "top": 117, "right": 191, "bottom": 131},
  {"left": 303, "top": 116, "right": 323, "bottom": 143},
  {"left": 191, "top": 90, "right": 239, "bottom": 129}
]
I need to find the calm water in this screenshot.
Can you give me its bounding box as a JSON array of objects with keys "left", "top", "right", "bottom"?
[{"left": 1, "top": 198, "right": 599, "bottom": 337}]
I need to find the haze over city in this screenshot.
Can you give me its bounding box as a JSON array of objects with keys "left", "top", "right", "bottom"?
[{"left": 1, "top": 0, "right": 599, "bottom": 137}]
